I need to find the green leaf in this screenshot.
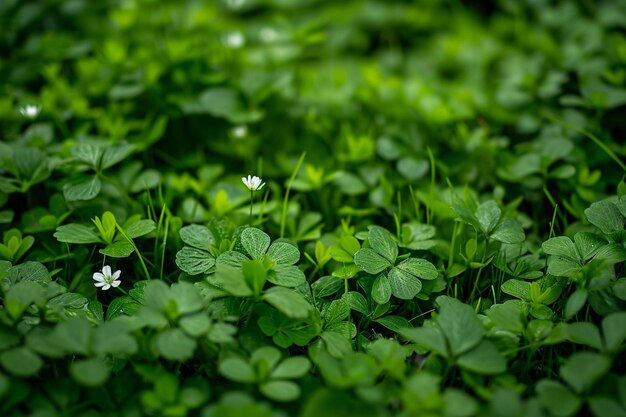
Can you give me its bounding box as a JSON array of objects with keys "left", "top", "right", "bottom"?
[
  {"left": 271, "top": 357, "right": 311, "bottom": 379},
  {"left": 456, "top": 340, "right": 506, "bottom": 375},
  {"left": 0, "top": 347, "right": 43, "bottom": 377},
  {"left": 70, "top": 358, "right": 110, "bottom": 387},
  {"left": 322, "top": 299, "right": 350, "bottom": 325},
  {"left": 546, "top": 256, "right": 581, "bottom": 277},
  {"left": 51, "top": 318, "right": 91, "bottom": 354},
  {"left": 216, "top": 250, "right": 249, "bottom": 267},
  {"left": 100, "top": 240, "right": 134, "bottom": 257},
  {"left": 536, "top": 380, "right": 581, "bottom": 417},
  {"left": 354, "top": 248, "right": 391, "bottom": 274},
  {"left": 263, "top": 287, "right": 312, "bottom": 319},
  {"left": 54, "top": 224, "right": 101, "bottom": 244},
  {"left": 374, "top": 315, "right": 411, "bottom": 332},
  {"left": 241, "top": 227, "right": 270, "bottom": 260},
  {"left": 176, "top": 246, "right": 215, "bottom": 275},
  {"left": 371, "top": 274, "right": 392, "bottom": 304},
  {"left": 388, "top": 268, "right": 422, "bottom": 299},
  {"left": 267, "top": 241, "right": 300, "bottom": 265},
  {"left": 588, "top": 397, "right": 626, "bottom": 417},
  {"left": 179, "top": 225, "right": 214, "bottom": 251},
  {"left": 63, "top": 175, "right": 102, "bottom": 201},
  {"left": 8, "top": 261, "right": 51, "bottom": 283},
  {"left": 443, "top": 389, "right": 479, "bottom": 417},
  {"left": 485, "top": 301, "right": 525, "bottom": 334},
  {"left": 301, "top": 388, "right": 380, "bottom": 417},
  {"left": 602, "top": 312, "right": 626, "bottom": 352},
  {"left": 320, "top": 331, "right": 352, "bottom": 358},
  {"left": 542, "top": 236, "right": 578, "bottom": 259},
  {"left": 574, "top": 232, "right": 606, "bottom": 262},
  {"left": 6, "top": 281, "right": 45, "bottom": 319},
  {"left": 399, "top": 326, "right": 447, "bottom": 356},
  {"left": 344, "top": 291, "right": 369, "bottom": 315},
  {"left": 155, "top": 328, "right": 197, "bottom": 361},
  {"left": 123, "top": 219, "right": 156, "bottom": 239},
  {"left": 367, "top": 226, "right": 398, "bottom": 263},
  {"left": 491, "top": 218, "right": 525, "bottom": 244},
  {"left": 170, "top": 282, "right": 203, "bottom": 315},
  {"left": 259, "top": 380, "right": 300, "bottom": 402},
  {"left": 476, "top": 200, "right": 501, "bottom": 233},
  {"left": 560, "top": 352, "right": 611, "bottom": 393},
  {"left": 585, "top": 200, "right": 625, "bottom": 234},
  {"left": 269, "top": 264, "right": 306, "bottom": 287},
  {"left": 436, "top": 296, "right": 484, "bottom": 356},
  {"left": 219, "top": 357, "right": 256, "bottom": 383},
  {"left": 92, "top": 321, "right": 137, "bottom": 355},
  {"left": 564, "top": 289, "right": 588, "bottom": 319},
  {"left": 179, "top": 313, "right": 211, "bottom": 337},
  {"left": 71, "top": 143, "right": 103, "bottom": 167},
  {"left": 208, "top": 264, "right": 252, "bottom": 297},
  {"left": 100, "top": 142, "right": 135, "bottom": 169},
  {"left": 396, "top": 258, "right": 438, "bottom": 280},
  {"left": 564, "top": 322, "right": 602, "bottom": 350},
  {"left": 241, "top": 259, "right": 267, "bottom": 295}
]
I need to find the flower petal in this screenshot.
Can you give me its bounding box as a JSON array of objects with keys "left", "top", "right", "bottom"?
[
  {"left": 93, "top": 272, "right": 105, "bottom": 281},
  {"left": 94, "top": 282, "right": 107, "bottom": 287},
  {"left": 102, "top": 265, "right": 111, "bottom": 277},
  {"left": 112, "top": 270, "right": 121, "bottom": 280},
  {"left": 111, "top": 280, "right": 121, "bottom": 287},
  {"left": 102, "top": 284, "right": 111, "bottom": 291}
]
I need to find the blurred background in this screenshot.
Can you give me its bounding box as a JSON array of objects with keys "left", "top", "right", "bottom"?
[{"left": 1, "top": 0, "right": 626, "bottom": 229}]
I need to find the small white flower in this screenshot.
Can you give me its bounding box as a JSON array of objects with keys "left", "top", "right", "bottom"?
[
  {"left": 259, "top": 27, "right": 278, "bottom": 43},
  {"left": 224, "top": 32, "right": 245, "bottom": 49},
  {"left": 19, "top": 104, "right": 41, "bottom": 119},
  {"left": 231, "top": 125, "right": 248, "bottom": 138},
  {"left": 242, "top": 175, "right": 265, "bottom": 191},
  {"left": 93, "top": 265, "right": 121, "bottom": 291}
]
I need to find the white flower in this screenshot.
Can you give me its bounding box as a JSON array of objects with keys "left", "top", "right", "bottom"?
[
  {"left": 231, "top": 125, "right": 248, "bottom": 138},
  {"left": 19, "top": 104, "right": 41, "bottom": 119},
  {"left": 259, "top": 27, "right": 278, "bottom": 43},
  {"left": 242, "top": 175, "right": 265, "bottom": 191},
  {"left": 93, "top": 265, "right": 121, "bottom": 291},
  {"left": 224, "top": 32, "right": 245, "bottom": 49}
]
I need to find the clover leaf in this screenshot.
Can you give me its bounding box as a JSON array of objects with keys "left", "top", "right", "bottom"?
[
  {"left": 219, "top": 346, "right": 310, "bottom": 402},
  {"left": 175, "top": 225, "right": 217, "bottom": 275},
  {"left": 354, "top": 226, "right": 438, "bottom": 304},
  {"left": 216, "top": 227, "right": 304, "bottom": 288},
  {"left": 400, "top": 296, "right": 507, "bottom": 375}
]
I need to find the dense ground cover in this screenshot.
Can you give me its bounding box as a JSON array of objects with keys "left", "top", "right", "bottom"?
[{"left": 1, "top": 0, "right": 626, "bottom": 415}]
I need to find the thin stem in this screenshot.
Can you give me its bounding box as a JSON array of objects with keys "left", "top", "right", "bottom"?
[
  {"left": 543, "top": 112, "right": 626, "bottom": 172},
  {"left": 250, "top": 190, "right": 253, "bottom": 218},
  {"left": 280, "top": 152, "right": 306, "bottom": 238},
  {"left": 115, "top": 224, "right": 151, "bottom": 281}
]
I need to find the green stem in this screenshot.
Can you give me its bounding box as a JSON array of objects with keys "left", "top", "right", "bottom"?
[
  {"left": 250, "top": 190, "right": 253, "bottom": 219},
  {"left": 280, "top": 152, "right": 306, "bottom": 238},
  {"left": 543, "top": 112, "right": 626, "bottom": 172},
  {"left": 115, "top": 224, "right": 151, "bottom": 281}
]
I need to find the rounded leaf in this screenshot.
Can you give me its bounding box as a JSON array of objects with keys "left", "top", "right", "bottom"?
[
  {"left": 354, "top": 248, "right": 390, "bottom": 274},
  {"left": 372, "top": 274, "right": 392, "bottom": 305},
  {"left": 267, "top": 241, "right": 300, "bottom": 265},
  {"left": 260, "top": 380, "right": 301, "bottom": 402},
  {"left": 241, "top": 227, "right": 270, "bottom": 260},
  {"left": 271, "top": 357, "right": 311, "bottom": 379},
  {"left": 397, "top": 258, "right": 438, "bottom": 280},
  {"left": 176, "top": 247, "right": 215, "bottom": 275},
  {"left": 388, "top": 268, "right": 422, "bottom": 299},
  {"left": 179, "top": 225, "right": 215, "bottom": 251},
  {"left": 219, "top": 357, "right": 256, "bottom": 383},
  {"left": 367, "top": 226, "right": 398, "bottom": 263},
  {"left": 0, "top": 347, "right": 42, "bottom": 377},
  {"left": 70, "top": 358, "right": 110, "bottom": 387}
]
